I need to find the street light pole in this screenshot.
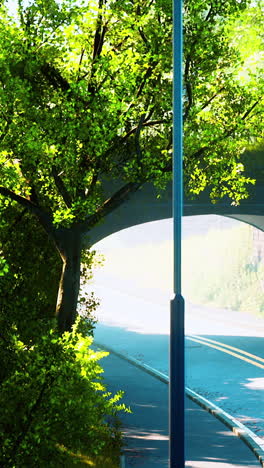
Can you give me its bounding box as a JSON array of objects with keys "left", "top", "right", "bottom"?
[{"left": 170, "top": 0, "right": 185, "bottom": 467}]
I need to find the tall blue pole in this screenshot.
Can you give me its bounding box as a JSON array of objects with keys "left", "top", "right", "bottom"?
[{"left": 170, "top": 0, "right": 185, "bottom": 467}]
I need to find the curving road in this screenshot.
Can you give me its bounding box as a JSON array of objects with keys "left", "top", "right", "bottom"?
[{"left": 83, "top": 282, "right": 264, "bottom": 441}]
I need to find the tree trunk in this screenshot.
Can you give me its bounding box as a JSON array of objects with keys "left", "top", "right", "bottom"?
[{"left": 55, "top": 229, "right": 82, "bottom": 333}]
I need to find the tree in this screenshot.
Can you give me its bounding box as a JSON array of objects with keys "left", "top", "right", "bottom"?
[
  {"left": 0, "top": 316, "right": 127, "bottom": 467},
  {"left": 0, "top": 204, "right": 99, "bottom": 345},
  {"left": 0, "top": 0, "right": 263, "bottom": 331},
  {"left": 184, "top": 0, "right": 263, "bottom": 200}
]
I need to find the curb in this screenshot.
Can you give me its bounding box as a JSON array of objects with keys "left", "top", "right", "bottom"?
[
  {"left": 95, "top": 341, "right": 264, "bottom": 468},
  {"left": 119, "top": 454, "right": 126, "bottom": 468},
  {"left": 186, "top": 387, "right": 264, "bottom": 468}
]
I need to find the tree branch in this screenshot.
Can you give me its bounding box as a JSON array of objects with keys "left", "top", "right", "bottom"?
[
  {"left": 0, "top": 186, "right": 54, "bottom": 235},
  {"left": 17, "top": 0, "right": 25, "bottom": 27},
  {"left": 135, "top": 114, "right": 146, "bottom": 168},
  {"left": 190, "top": 100, "right": 261, "bottom": 161},
  {"left": 144, "top": 103, "right": 155, "bottom": 122},
  {"left": 205, "top": 4, "right": 213, "bottom": 22},
  {"left": 88, "top": 22, "right": 108, "bottom": 96},
  {"left": 242, "top": 99, "right": 260, "bottom": 121},
  {"left": 76, "top": 48, "right": 85, "bottom": 83},
  {"left": 183, "top": 54, "right": 192, "bottom": 122},
  {"left": 121, "top": 119, "right": 170, "bottom": 142},
  {"left": 39, "top": 62, "right": 91, "bottom": 110},
  {"left": 81, "top": 181, "right": 142, "bottom": 232},
  {"left": 86, "top": 117, "right": 169, "bottom": 174},
  {"left": 78, "top": 36, "right": 126, "bottom": 85},
  {"left": 1, "top": 208, "right": 27, "bottom": 244},
  {"left": 147, "top": 0, "right": 155, "bottom": 7},
  {"left": 86, "top": 171, "right": 98, "bottom": 197},
  {"left": 92, "top": 0, "right": 104, "bottom": 61},
  {"left": 184, "top": 81, "right": 193, "bottom": 122},
  {"left": 13, "top": 373, "right": 55, "bottom": 461},
  {"left": 51, "top": 166, "right": 72, "bottom": 208},
  {"left": 0, "top": 187, "right": 40, "bottom": 214},
  {"left": 200, "top": 87, "right": 225, "bottom": 111},
  {"left": 120, "top": 62, "right": 159, "bottom": 120},
  {"left": 93, "top": 24, "right": 107, "bottom": 62},
  {"left": 138, "top": 26, "right": 149, "bottom": 47},
  {"left": 136, "top": 62, "right": 158, "bottom": 99},
  {"left": 94, "top": 71, "right": 112, "bottom": 93},
  {"left": 40, "top": 63, "right": 70, "bottom": 92},
  {"left": 0, "top": 119, "right": 12, "bottom": 143},
  {"left": 87, "top": 0, "right": 108, "bottom": 96}
]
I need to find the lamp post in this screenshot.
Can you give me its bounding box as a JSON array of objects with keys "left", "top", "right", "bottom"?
[{"left": 169, "top": 0, "right": 185, "bottom": 467}]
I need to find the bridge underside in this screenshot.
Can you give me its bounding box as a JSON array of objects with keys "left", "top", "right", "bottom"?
[{"left": 84, "top": 179, "right": 264, "bottom": 247}]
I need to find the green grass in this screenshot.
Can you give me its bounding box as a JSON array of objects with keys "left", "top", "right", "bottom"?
[{"left": 182, "top": 223, "right": 264, "bottom": 317}]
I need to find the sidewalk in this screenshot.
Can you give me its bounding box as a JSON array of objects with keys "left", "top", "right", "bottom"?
[{"left": 100, "top": 350, "right": 261, "bottom": 468}]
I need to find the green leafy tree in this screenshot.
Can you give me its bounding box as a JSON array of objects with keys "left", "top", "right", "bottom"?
[
  {"left": 183, "top": 0, "right": 263, "bottom": 200},
  {"left": 0, "top": 205, "right": 60, "bottom": 337},
  {"left": 0, "top": 204, "right": 99, "bottom": 347},
  {"left": 0, "top": 0, "right": 263, "bottom": 331},
  {"left": 0, "top": 318, "right": 127, "bottom": 467},
  {"left": 0, "top": 208, "right": 119, "bottom": 467}
]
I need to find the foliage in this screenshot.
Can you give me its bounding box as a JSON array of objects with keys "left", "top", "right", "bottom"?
[
  {"left": 0, "top": 0, "right": 263, "bottom": 329},
  {"left": 0, "top": 0, "right": 172, "bottom": 225},
  {"left": 0, "top": 317, "right": 128, "bottom": 467},
  {"left": 0, "top": 181, "right": 121, "bottom": 468},
  {"left": 183, "top": 0, "right": 263, "bottom": 204},
  {"left": 182, "top": 223, "right": 264, "bottom": 315},
  {"left": 225, "top": 0, "right": 264, "bottom": 89},
  {"left": 0, "top": 204, "right": 59, "bottom": 337},
  {"left": 0, "top": 0, "right": 262, "bottom": 220},
  {"left": 0, "top": 7, "right": 130, "bottom": 465},
  {"left": 0, "top": 203, "right": 99, "bottom": 343}
]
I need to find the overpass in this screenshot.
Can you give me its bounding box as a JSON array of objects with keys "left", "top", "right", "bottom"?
[{"left": 85, "top": 147, "right": 264, "bottom": 246}]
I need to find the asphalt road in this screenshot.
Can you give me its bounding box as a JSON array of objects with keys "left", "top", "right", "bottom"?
[
  {"left": 86, "top": 283, "right": 264, "bottom": 440},
  {"left": 186, "top": 333, "right": 264, "bottom": 438}
]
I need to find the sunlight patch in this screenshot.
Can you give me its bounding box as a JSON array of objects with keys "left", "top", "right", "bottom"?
[{"left": 243, "top": 378, "right": 264, "bottom": 390}]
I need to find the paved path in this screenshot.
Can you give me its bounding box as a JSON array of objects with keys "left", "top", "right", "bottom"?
[{"left": 100, "top": 350, "right": 261, "bottom": 467}]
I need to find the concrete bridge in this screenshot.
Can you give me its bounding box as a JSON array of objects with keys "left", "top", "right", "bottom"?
[{"left": 85, "top": 147, "right": 264, "bottom": 246}]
